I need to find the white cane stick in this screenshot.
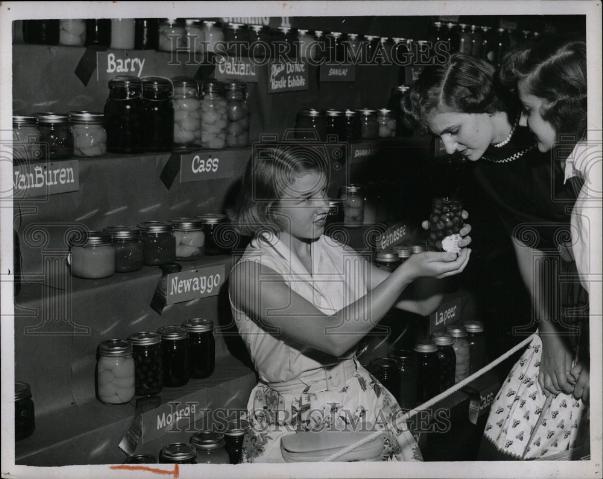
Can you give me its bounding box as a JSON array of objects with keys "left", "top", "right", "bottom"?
[{"left": 324, "top": 333, "right": 536, "bottom": 462}]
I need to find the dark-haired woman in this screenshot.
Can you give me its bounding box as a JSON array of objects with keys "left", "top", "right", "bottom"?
[
  {"left": 228, "top": 145, "right": 471, "bottom": 462},
  {"left": 406, "top": 52, "right": 586, "bottom": 459}
]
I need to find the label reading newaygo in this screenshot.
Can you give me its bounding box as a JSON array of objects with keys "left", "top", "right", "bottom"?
[{"left": 166, "top": 264, "right": 225, "bottom": 305}]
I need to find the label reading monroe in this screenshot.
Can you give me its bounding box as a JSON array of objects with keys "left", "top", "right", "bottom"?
[{"left": 268, "top": 62, "right": 308, "bottom": 92}]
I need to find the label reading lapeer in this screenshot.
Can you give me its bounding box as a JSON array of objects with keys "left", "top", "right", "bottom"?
[{"left": 429, "top": 296, "right": 463, "bottom": 333}]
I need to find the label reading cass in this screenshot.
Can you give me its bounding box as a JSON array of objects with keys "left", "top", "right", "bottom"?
[
  {"left": 166, "top": 264, "right": 225, "bottom": 304},
  {"left": 179, "top": 152, "right": 230, "bottom": 183}
]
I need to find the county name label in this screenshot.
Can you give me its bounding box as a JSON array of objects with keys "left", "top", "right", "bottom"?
[
  {"left": 179, "top": 151, "right": 234, "bottom": 183},
  {"left": 13, "top": 160, "right": 79, "bottom": 198},
  {"left": 214, "top": 56, "right": 258, "bottom": 82},
  {"left": 429, "top": 296, "right": 462, "bottom": 333},
  {"left": 166, "top": 264, "right": 225, "bottom": 304},
  {"left": 319, "top": 64, "right": 356, "bottom": 82},
  {"left": 268, "top": 62, "right": 308, "bottom": 92}
]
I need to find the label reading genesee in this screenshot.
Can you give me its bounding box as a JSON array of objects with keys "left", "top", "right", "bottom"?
[{"left": 166, "top": 264, "right": 225, "bottom": 304}]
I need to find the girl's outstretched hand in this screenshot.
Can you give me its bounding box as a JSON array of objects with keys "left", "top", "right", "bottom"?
[{"left": 402, "top": 248, "right": 471, "bottom": 280}]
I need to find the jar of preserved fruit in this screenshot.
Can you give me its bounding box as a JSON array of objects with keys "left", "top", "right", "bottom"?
[
  {"left": 135, "top": 18, "right": 159, "bottom": 50},
  {"left": 311, "top": 30, "right": 325, "bottom": 62},
  {"left": 470, "top": 24, "right": 482, "bottom": 58},
  {"left": 124, "top": 454, "right": 156, "bottom": 464},
  {"left": 38, "top": 113, "right": 74, "bottom": 159},
  {"left": 358, "top": 109, "right": 378, "bottom": 139},
  {"left": 158, "top": 18, "right": 185, "bottom": 52},
  {"left": 326, "top": 199, "right": 344, "bottom": 226},
  {"left": 464, "top": 320, "right": 486, "bottom": 373},
  {"left": 427, "top": 197, "right": 464, "bottom": 252},
  {"left": 157, "top": 326, "right": 190, "bottom": 387},
  {"left": 200, "top": 81, "right": 228, "bottom": 149},
  {"left": 85, "top": 19, "right": 110, "bottom": 46},
  {"left": 104, "top": 76, "right": 143, "bottom": 153},
  {"left": 377, "top": 108, "right": 396, "bottom": 138},
  {"left": 295, "top": 108, "right": 326, "bottom": 140},
  {"left": 325, "top": 109, "right": 344, "bottom": 141},
  {"left": 12, "top": 116, "right": 41, "bottom": 162},
  {"left": 68, "top": 231, "right": 115, "bottom": 279},
  {"left": 159, "top": 443, "right": 196, "bottom": 464},
  {"left": 388, "top": 349, "right": 417, "bottom": 411},
  {"left": 432, "top": 333, "right": 456, "bottom": 392},
  {"left": 185, "top": 19, "right": 205, "bottom": 53},
  {"left": 374, "top": 250, "right": 400, "bottom": 272},
  {"left": 458, "top": 23, "right": 472, "bottom": 55},
  {"left": 369, "top": 357, "right": 400, "bottom": 399},
  {"left": 138, "top": 221, "right": 176, "bottom": 266},
  {"left": 327, "top": 31, "right": 344, "bottom": 63},
  {"left": 23, "top": 20, "right": 59, "bottom": 45},
  {"left": 198, "top": 213, "right": 229, "bottom": 255},
  {"left": 15, "top": 381, "right": 35, "bottom": 441},
  {"left": 97, "top": 339, "right": 135, "bottom": 404},
  {"left": 141, "top": 77, "right": 174, "bottom": 152},
  {"left": 224, "top": 420, "right": 248, "bottom": 464},
  {"left": 341, "top": 185, "right": 364, "bottom": 226},
  {"left": 69, "top": 111, "right": 107, "bottom": 157},
  {"left": 446, "top": 325, "right": 470, "bottom": 383},
  {"left": 104, "top": 226, "right": 143, "bottom": 273},
  {"left": 297, "top": 29, "right": 312, "bottom": 59},
  {"left": 343, "top": 109, "right": 360, "bottom": 141},
  {"left": 170, "top": 217, "right": 205, "bottom": 260},
  {"left": 111, "top": 19, "right": 135, "bottom": 49},
  {"left": 225, "top": 82, "right": 249, "bottom": 147},
  {"left": 346, "top": 33, "right": 361, "bottom": 60},
  {"left": 394, "top": 246, "right": 411, "bottom": 263},
  {"left": 59, "top": 19, "right": 86, "bottom": 46},
  {"left": 172, "top": 77, "right": 201, "bottom": 147},
  {"left": 202, "top": 20, "right": 224, "bottom": 53},
  {"left": 190, "top": 432, "right": 229, "bottom": 464},
  {"left": 414, "top": 341, "right": 440, "bottom": 403},
  {"left": 128, "top": 332, "right": 163, "bottom": 397},
  {"left": 182, "top": 317, "right": 215, "bottom": 379}
]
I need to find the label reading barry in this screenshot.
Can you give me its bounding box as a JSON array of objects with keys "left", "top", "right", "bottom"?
[{"left": 166, "top": 264, "right": 225, "bottom": 305}]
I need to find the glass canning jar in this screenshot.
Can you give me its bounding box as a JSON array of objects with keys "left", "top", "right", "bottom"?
[
  {"left": 225, "top": 82, "right": 249, "bottom": 147},
  {"left": 432, "top": 333, "right": 456, "bottom": 392},
  {"left": 23, "top": 20, "right": 59, "bottom": 45},
  {"left": 15, "top": 381, "right": 35, "bottom": 441},
  {"left": 198, "top": 213, "right": 229, "bottom": 255},
  {"left": 464, "top": 320, "right": 486, "bottom": 373},
  {"left": 182, "top": 317, "right": 215, "bottom": 379},
  {"left": 200, "top": 80, "right": 228, "bottom": 149},
  {"left": 326, "top": 199, "right": 344, "bottom": 226},
  {"left": 138, "top": 221, "right": 176, "bottom": 266},
  {"left": 170, "top": 217, "right": 205, "bottom": 260},
  {"left": 446, "top": 325, "right": 470, "bottom": 383},
  {"left": 388, "top": 349, "right": 417, "bottom": 411},
  {"left": 358, "top": 109, "right": 378, "bottom": 139},
  {"left": 295, "top": 108, "right": 326, "bottom": 140},
  {"left": 185, "top": 19, "right": 205, "bottom": 53},
  {"left": 224, "top": 23, "right": 248, "bottom": 57},
  {"left": 86, "top": 19, "right": 110, "bottom": 46},
  {"left": 343, "top": 109, "right": 360, "bottom": 141},
  {"left": 38, "top": 113, "right": 74, "bottom": 160},
  {"left": 104, "top": 226, "right": 143, "bottom": 273},
  {"left": 104, "top": 76, "right": 144, "bottom": 153},
  {"left": 325, "top": 109, "right": 344, "bottom": 141},
  {"left": 69, "top": 111, "right": 107, "bottom": 157},
  {"left": 111, "top": 19, "right": 135, "bottom": 49},
  {"left": 190, "top": 432, "right": 229, "bottom": 464},
  {"left": 377, "top": 108, "right": 396, "bottom": 138},
  {"left": 59, "top": 19, "right": 86, "bottom": 46},
  {"left": 369, "top": 357, "right": 400, "bottom": 399},
  {"left": 374, "top": 250, "right": 400, "bottom": 272},
  {"left": 97, "top": 339, "right": 135, "bottom": 404},
  {"left": 341, "top": 185, "right": 364, "bottom": 226},
  {"left": 395, "top": 246, "right": 411, "bottom": 263},
  {"left": 414, "top": 341, "right": 440, "bottom": 403},
  {"left": 135, "top": 19, "right": 159, "bottom": 50},
  {"left": 172, "top": 77, "right": 201, "bottom": 147},
  {"left": 141, "top": 77, "right": 174, "bottom": 152},
  {"left": 158, "top": 18, "right": 185, "bottom": 52},
  {"left": 427, "top": 197, "right": 464, "bottom": 252},
  {"left": 159, "top": 443, "right": 196, "bottom": 464},
  {"left": 128, "top": 332, "right": 163, "bottom": 396},
  {"left": 202, "top": 21, "right": 224, "bottom": 53},
  {"left": 68, "top": 231, "right": 115, "bottom": 279},
  {"left": 157, "top": 326, "right": 190, "bottom": 387},
  {"left": 13, "top": 116, "right": 41, "bottom": 162}
]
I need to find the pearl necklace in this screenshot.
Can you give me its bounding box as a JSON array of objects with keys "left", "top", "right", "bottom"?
[
  {"left": 482, "top": 145, "right": 535, "bottom": 164},
  {"left": 493, "top": 120, "right": 518, "bottom": 148}
]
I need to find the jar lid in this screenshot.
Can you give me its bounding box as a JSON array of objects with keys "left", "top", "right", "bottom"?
[
  {"left": 225, "top": 81, "right": 246, "bottom": 92},
  {"left": 298, "top": 29, "right": 308, "bottom": 35},
  {"left": 380, "top": 37, "right": 389, "bottom": 43},
  {"left": 359, "top": 108, "right": 376, "bottom": 116},
  {"left": 326, "top": 109, "right": 342, "bottom": 117},
  {"left": 99, "top": 339, "right": 133, "bottom": 357},
  {"left": 13, "top": 115, "right": 37, "bottom": 126},
  {"left": 141, "top": 76, "right": 173, "bottom": 92},
  {"left": 432, "top": 334, "right": 454, "bottom": 346},
  {"left": 278, "top": 26, "right": 291, "bottom": 34},
  {"left": 378, "top": 108, "right": 391, "bottom": 116},
  {"left": 225, "top": 419, "right": 249, "bottom": 436},
  {"left": 348, "top": 33, "right": 358, "bottom": 40},
  {"left": 463, "top": 321, "right": 484, "bottom": 333},
  {"left": 38, "top": 113, "right": 69, "bottom": 125},
  {"left": 108, "top": 75, "right": 141, "bottom": 89},
  {"left": 414, "top": 341, "right": 437, "bottom": 353},
  {"left": 411, "top": 245, "right": 424, "bottom": 254},
  {"left": 172, "top": 76, "right": 198, "bottom": 89},
  {"left": 228, "top": 23, "right": 243, "bottom": 30},
  {"left": 375, "top": 250, "right": 399, "bottom": 263},
  {"left": 169, "top": 217, "right": 203, "bottom": 231},
  {"left": 190, "top": 431, "right": 226, "bottom": 450},
  {"left": 389, "top": 349, "right": 415, "bottom": 360},
  {"left": 69, "top": 230, "right": 111, "bottom": 247},
  {"left": 157, "top": 325, "right": 188, "bottom": 341},
  {"left": 104, "top": 225, "right": 140, "bottom": 241},
  {"left": 329, "top": 31, "right": 342, "bottom": 38},
  {"left": 343, "top": 184, "right": 361, "bottom": 193},
  {"left": 397, "top": 85, "right": 409, "bottom": 93},
  {"left": 394, "top": 246, "right": 411, "bottom": 258},
  {"left": 124, "top": 454, "right": 156, "bottom": 464},
  {"left": 344, "top": 109, "right": 357, "bottom": 117},
  {"left": 314, "top": 30, "right": 324, "bottom": 38},
  {"left": 160, "top": 443, "right": 196, "bottom": 461},
  {"left": 365, "top": 35, "right": 378, "bottom": 41},
  {"left": 392, "top": 37, "right": 404, "bottom": 43},
  {"left": 137, "top": 221, "right": 173, "bottom": 233},
  {"left": 369, "top": 357, "right": 399, "bottom": 370},
  {"left": 300, "top": 108, "right": 321, "bottom": 118},
  {"left": 447, "top": 325, "right": 468, "bottom": 338},
  {"left": 182, "top": 317, "right": 214, "bottom": 333},
  {"left": 15, "top": 381, "right": 32, "bottom": 401},
  {"left": 203, "top": 80, "right": 224, "bottom": 94},
  {"left": 68, "top": 111, "right": 104, "bottom": 125},
  {"left": 128, "top": 331, "right": 161, "bottom": 346},
  {"left": 203, "top": 20, "right": 216, "bottom": 26},
  {"left": 251, "top": 24, "right": 263, "bottom": 33},
  {"left": 198, "top": 213, "right": 227, "bottom": 225},
  {"left": 328, "top": 199, "right": 342, "bottom": 208}
]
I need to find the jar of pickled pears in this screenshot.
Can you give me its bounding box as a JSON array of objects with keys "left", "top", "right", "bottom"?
[
  {"left": 157, "top": 326, "right": 190, "bottom": 387},
  {"left": 38, "top": 113, "right": 74, "bottom": 160},
  {"left": 170, "top": 217, "right": 205, "bottom": 260},
  {"left": 341, "top": 185, "right": 364, "bottom": 226},
  {"left": 172, "top": 77, "right": 201, "bottom": 147},
  {"left": 159, "top": 443, "right": 196, "bottom": 464},
  {"left": 59, "top": 19, "right": 86, "bottom": 46},
  {"left": 111, "top": 19, "right": 135, "bottom": 49},
  {"left": 138, "top": 221, "right": 176, "bottom": 266},
  {"left": 128, "top": 332, "right": 162, "bottom": 397},
  {"left": 203, "top": 20, "right": 224, "bottom": 53},
  {"left": 358, "top": 109, "right": 378, "bottom": 139},
  {"left": 12, "top": 116, "right": 41, "bottom": 162},
  {"left": 68, "top": 231, "right": 115, "bottom": 279},
  {"left": 325, "top": 109, "right": 344, "bottom": 141},
  {"left": 182, "top": 317, "right": 215, "bottom": 379},
  {"left": 377, "top": 108, "right": 396, "bottom": 138},
  {"left": 97, "top": 339, "right": 135, "bottom": 404},
  {"left": 104, "top": 226, "right": 144, "bottom": 273},
  {"left": 225, "top": 82, "right": 249, "bottom": 147},
  {"left": 190, "top": 432, "right": 229, "bottom": 464},
  {"left": 104, "top": 76, "right": 144, "bottom": 153},
  {"left": 200, "top": 81, "right": 228, "bottom": 149},
  {"left": 343, "top": 109, "right": 360, "bottom": 141},
  {"left": 158, "top": 18, "right": 185, "bottom": 52},
  {"left": 69, "top": 111, "right": 107, "bottom": 157},
  {"left": 141, "top": 77, "right": 174, "bottom": 151},
  {"left": 15, "top": 381, "right": 35, "bottom": 440},
  {"left": 295, "top": 108, "right": 326, "bottom": 140},
  {"left": 446, "top": 325, "right": 470, "bottom": 383},
  {"left": 134, "top": 19, "right": 159, "bottom": 50}
]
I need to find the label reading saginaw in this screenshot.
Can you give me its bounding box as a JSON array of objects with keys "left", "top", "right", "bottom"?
[{"left": 166, "top": 264, "right": 225, "bottom": 305}]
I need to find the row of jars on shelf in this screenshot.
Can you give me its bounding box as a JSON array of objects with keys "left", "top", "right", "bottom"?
[
  {"left": 368, "top": 321, "right": 486, "bottom": 411},
  {"left": 97, "top": 318, "right": 214, "bottom": 406},
  {"left": 69, "top": 216, "right": 228, "bottom": 280}
]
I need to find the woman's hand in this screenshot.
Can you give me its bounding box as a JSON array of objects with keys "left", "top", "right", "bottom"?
[
  {"left": 422, "top": 209, "right": 472, "bottom": 248},
  {"left": 538, "top": 330, "right": 575, "bottom": 396},
  {"left": 402, "top": 248, "right": 471, "bottom": 280},
  {"left": 569, "top": 362, "right": 589, "bottom": 403}
]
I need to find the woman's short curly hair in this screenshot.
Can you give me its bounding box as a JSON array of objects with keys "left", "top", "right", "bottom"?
[
  {"left": 499, "top": 39, "right": 586, "bottom": 141},
  {"left": 404, "top": 53, "right": 519, "bottom": 127}
]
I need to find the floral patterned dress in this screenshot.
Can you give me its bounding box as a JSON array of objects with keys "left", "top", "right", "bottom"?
[{"left": 230, "top": 233, "right": 422, "bottom": 462}]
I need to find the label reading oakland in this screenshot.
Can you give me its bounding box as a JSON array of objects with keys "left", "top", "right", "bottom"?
[{"left": 166, "top": 264, "right": 225, "bottom": 304}]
